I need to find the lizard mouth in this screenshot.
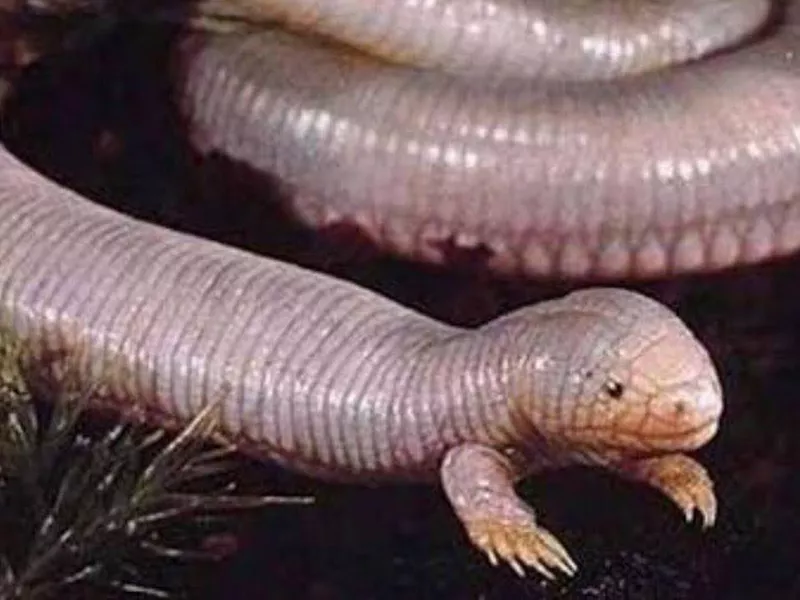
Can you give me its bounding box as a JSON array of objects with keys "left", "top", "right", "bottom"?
[
  {"left": 626, "top": 415, "right": 721, "bottom": 454},
  {"left": 564, "top": 415, "right": 722, "bottom": 459},
  {"left": 647, "top": 415, "right": 720, "bottom": 451}
]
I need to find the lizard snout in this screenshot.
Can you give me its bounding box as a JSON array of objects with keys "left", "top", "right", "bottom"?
[{"left": 646, "top": 374, "right": 723, "bottom": 451}]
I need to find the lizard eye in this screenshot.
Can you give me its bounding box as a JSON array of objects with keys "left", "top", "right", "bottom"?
[{"left": 603, "top": 379, "right": 625, "bottom": 400}]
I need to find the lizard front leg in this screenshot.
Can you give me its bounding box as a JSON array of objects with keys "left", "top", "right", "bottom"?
[
  {"left": 440, "top": 443, "right": 577, "bottom": 579},
  {"left": 616, "top": 454, "right": 718, "bottom": 528}
]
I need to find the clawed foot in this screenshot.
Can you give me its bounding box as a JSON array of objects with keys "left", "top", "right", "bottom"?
[
  {"left": 440, "top": 443, "right": 579, "bottom": 580},
  {"left": 623, "top": 454, "right": 717, "bottom": 528},
  {"left": 464, "top": 516, "right": 577, "bottom": 579}
]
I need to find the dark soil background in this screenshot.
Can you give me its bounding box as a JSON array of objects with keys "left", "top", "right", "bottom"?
[{"left": 1, "top": 13, "right": 798, "bottom": 600}]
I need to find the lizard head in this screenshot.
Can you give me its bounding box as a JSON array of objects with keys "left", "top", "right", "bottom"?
[{"left": 503, "top": 288, "right": 724, "bottom": 462}]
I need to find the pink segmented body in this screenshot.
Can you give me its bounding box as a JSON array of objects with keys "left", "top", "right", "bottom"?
[
  {"left": 4, "top": 0, "right": 777, "bottom": 578},
  {"left": 176, "top": 0, "right": 800, "bottom": 278}
]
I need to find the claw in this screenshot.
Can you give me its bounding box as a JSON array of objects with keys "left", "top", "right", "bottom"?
[
  {"left": 529, "top": 558, "right": 554, "bottom": 581},
  {"left": 683, "top": 503, "right": 694, "bottom": 523},
  {"left": 508, "top": 556, "right": 525, "bottom": 577},
  {"left": 703, "top": 492, "right": 718, "bottom": 528},
  {"left": 696, "top": 481, "right": 718, "bottom": 528},
  {"left": 673, "top": 467, "right": 716, "bottom": 529},
  {"left": 535, "top": 526, "right": 578, "bottom": 575},
  {"left": 627, "top": 454, "right": 718, "bottom": 532},
  {"left": 465, "top": 518, "right": 577, "bottom": 580}
]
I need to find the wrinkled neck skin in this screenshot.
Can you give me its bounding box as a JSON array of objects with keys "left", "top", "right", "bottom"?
[{"left": 384, "top": 309, "right": 621, "bottom": 482}]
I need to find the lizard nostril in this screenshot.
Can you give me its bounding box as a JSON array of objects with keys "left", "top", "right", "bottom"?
[{"left": 674, "top": 400, "right": 687, "bottom": 416}]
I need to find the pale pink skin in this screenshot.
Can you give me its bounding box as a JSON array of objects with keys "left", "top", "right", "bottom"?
[
  {"left": 5, "top": 0, "right": 781, "bottom": 579},
  {"left": 0, "top": 146, "right": 723, "bottom": 576},
  {"left": 196, "top": 0, "right": 772, "bottom": 80},
  {"left": 1, "top": 143, "right": 723, "bottom": 578},
  {"left": 177, "top": 0, "right": 800, "bottom": 279}
]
